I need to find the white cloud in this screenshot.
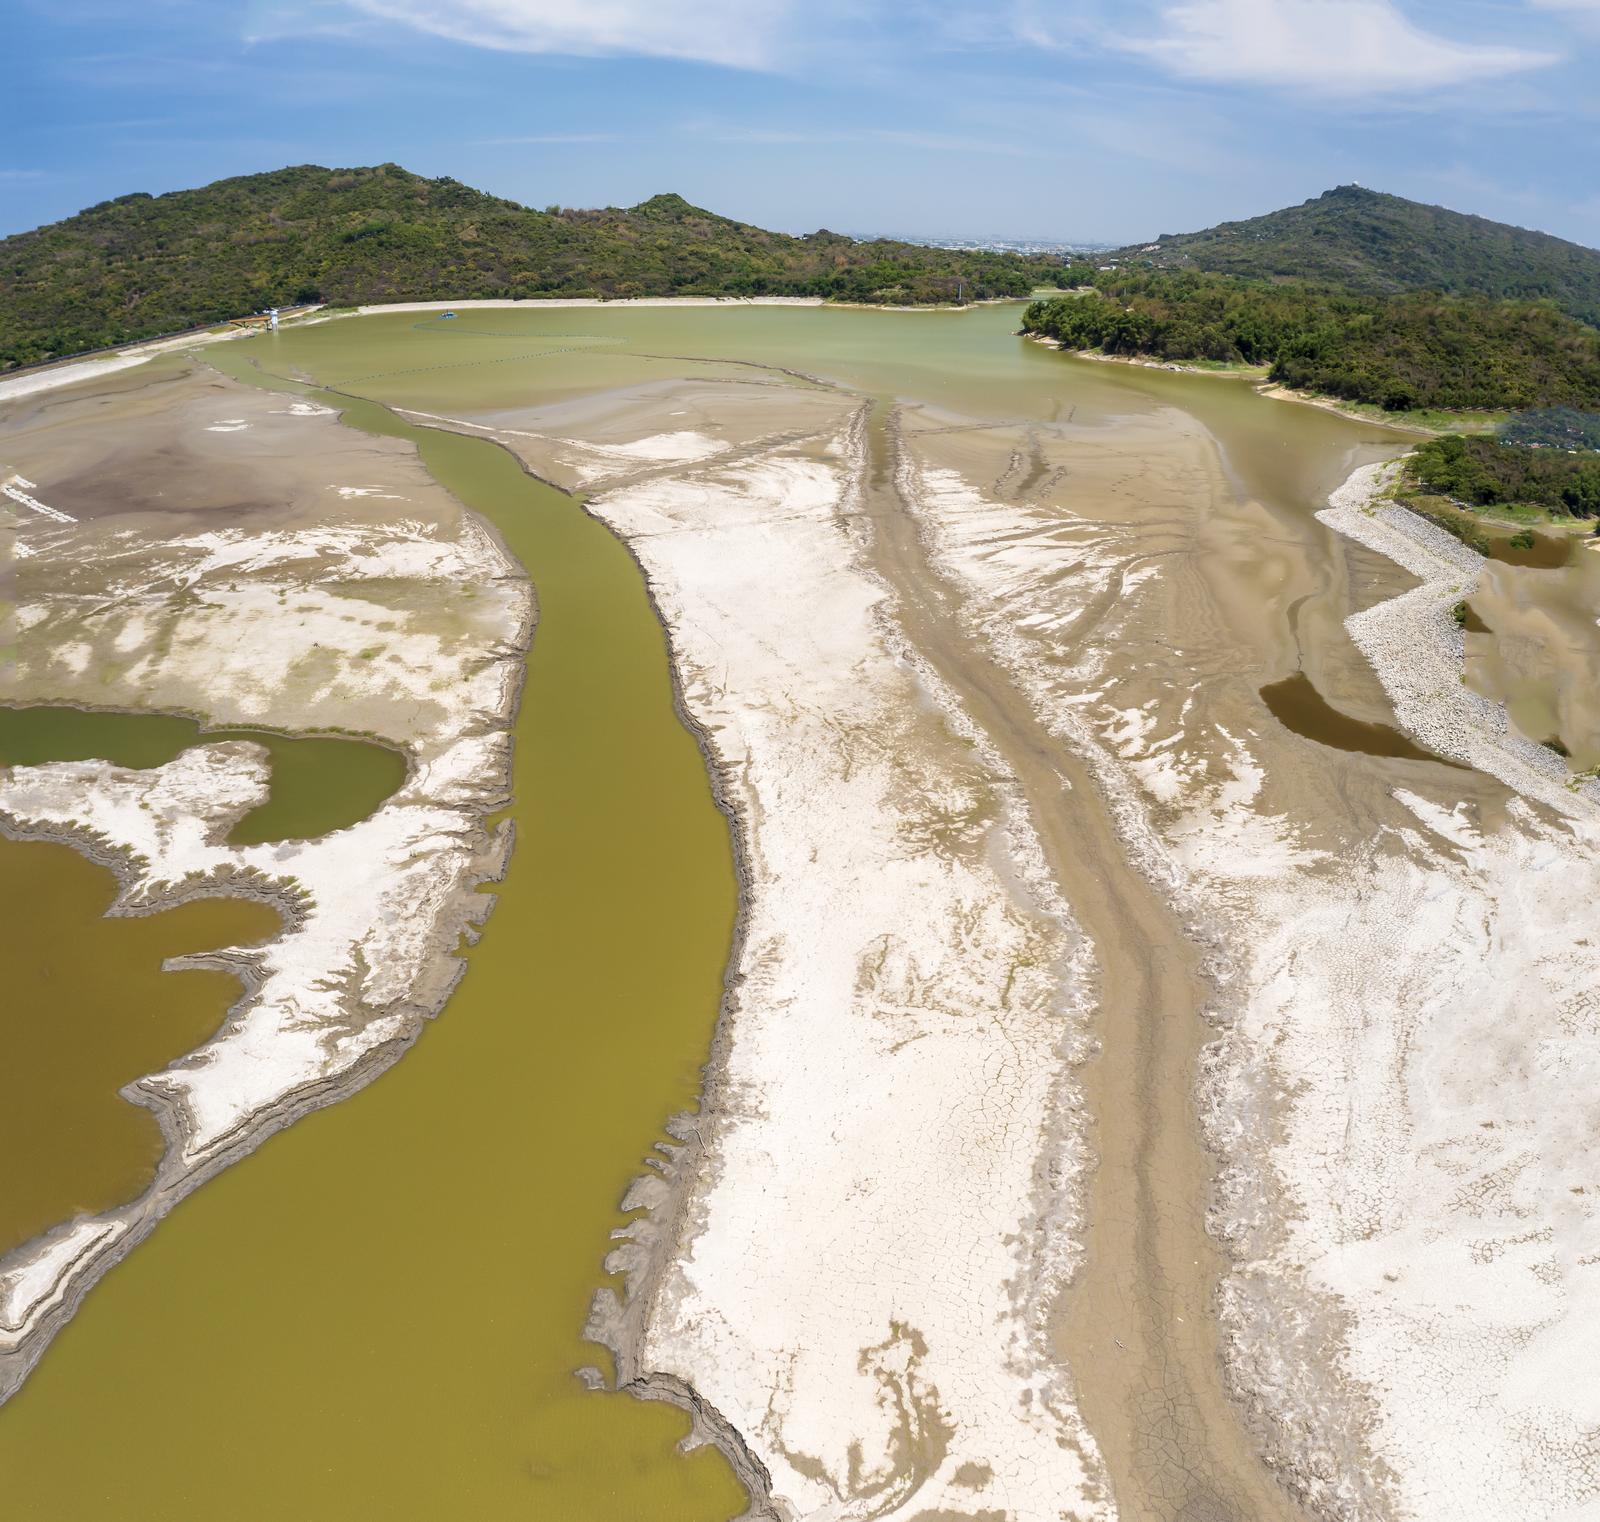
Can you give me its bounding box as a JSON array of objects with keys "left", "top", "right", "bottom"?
[
  {"left": 1125, "top": 0, "right": 1559, "bottom": 94},
  {"left": 347, "top": 0, "right": 797, "bottom": 69}
]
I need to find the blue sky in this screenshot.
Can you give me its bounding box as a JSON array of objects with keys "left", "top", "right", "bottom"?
[{"left": 5, "top": 0, "right": 1600, "bottom": 246}]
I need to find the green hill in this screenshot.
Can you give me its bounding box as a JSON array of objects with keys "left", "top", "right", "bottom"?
[
  {"left": 0, "top": 164, "right": 1050, "bottom": 371},
  {"left": 1117, "top": 185, "right": 1600, "bottom": 325}
]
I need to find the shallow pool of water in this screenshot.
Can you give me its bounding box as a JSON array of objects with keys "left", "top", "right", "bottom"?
[
  {"left": 0, "top": 837, "right": 280, "bottom": 1257},
  {"left": 1260, "top": 671, "right": 1461, "bottom": 765},
  {"left": 1487, "top": 529, "right": 1574, "bottom": 570},
  {"left": 0, "top": 705, "right": 407, "bottom": 845}
]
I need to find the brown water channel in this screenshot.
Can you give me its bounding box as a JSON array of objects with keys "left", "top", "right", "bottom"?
[
  {"left": 1260, "top": 672, "right": 1461, "bottom": 765},
  {"left": 0, "top": 305, "right": 1414, "bottom": 1518}
]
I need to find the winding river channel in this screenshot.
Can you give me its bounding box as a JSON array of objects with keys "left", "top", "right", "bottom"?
[{"left": 1, "top": 303, "right": 1430, "bottom": 1518}]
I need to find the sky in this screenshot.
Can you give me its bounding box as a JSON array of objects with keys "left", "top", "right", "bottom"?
[{"left": 4, "top": 0, "right": 1600, "bottom": 246}]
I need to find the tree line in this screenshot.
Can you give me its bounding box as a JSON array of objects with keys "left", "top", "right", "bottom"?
[
  {"left": 1021, "top": 267, "right": 1600, "bottom": 413},
  {"left": 1409, "top": 433, "right": 1600, "bottom": 517}
]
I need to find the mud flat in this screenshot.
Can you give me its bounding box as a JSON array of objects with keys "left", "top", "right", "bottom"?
[
  {"left": 903, "top": 411, "right": 1600, "bottom": 1520},
  {"left": 447, "top": 378, "right": 1110, "bottom": 1516},
  {"left": 0, "top": 363, "right": 531, "bottom": 1400},
  {"left": 12, "top": 302, "right": 1598, "bottom": 1520}
]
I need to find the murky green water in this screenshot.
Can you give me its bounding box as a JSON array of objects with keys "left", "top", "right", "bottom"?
[
  {"left": 1487, "top": 530, "right": 1573, "bottom": 570},
  {"left": 0, "top": 347, "right": 746, "bottom": 1520},
  {"left": 0, "top": 705, "right": 406, "bottom": 844},
  {"left": 0, "top": 838, "right": 281, "bottom": 1257},
  {"left": 0, "top": 303, "right": 1412, "bottom": 1519},
  {"left": 0, "top": 703, "right": 401, "bottom": 1257}
]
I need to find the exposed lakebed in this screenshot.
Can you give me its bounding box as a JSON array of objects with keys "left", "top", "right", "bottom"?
[
  {"left": 0, "top": 704, "right": 407, "bottom": 1258},
  {"left": 4, "top": 303, "right": 1598, "bottom": 1521},
  {"left": 0, "top": 704, "right": 407, "bottom": 844}
]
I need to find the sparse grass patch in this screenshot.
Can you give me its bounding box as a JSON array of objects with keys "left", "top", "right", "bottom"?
[{"left": 1395, "top": 492, "right": 1491, "bottom": 555}]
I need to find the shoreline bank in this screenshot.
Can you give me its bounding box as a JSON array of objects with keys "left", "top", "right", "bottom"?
[
  {"left": 1027, "top": 336, "right": 1488, "bottom": 437},
  {"left": 0, "top": 369, "right": 535, "bottom": 1405},
  {"left": 1318, "top": 460, "right": 1599, "bottom": 809}
]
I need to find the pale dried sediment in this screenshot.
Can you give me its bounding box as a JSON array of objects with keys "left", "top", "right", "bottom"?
[
  {"left": 907, "top": 425, "right": 1600, "bottom": 1520},
  {"left": 1317, "top": 462, "right": 1593, "bottom": 808},
  {"left": 399, "top": 376, "right": 854, "bottom": 502},
  {"left": 1202, "top": 779, "right": 1600, "bottom": 1522},
  {"left": 0, "top": 310, "right": 326, "bottom": 407},
  {"left": 580, "top": 421, "right": 1110, "bottom": 1520},
  {"left": 0, "top": 368, "right": 533, "bottom": 1403},
  {"left": 895, "top": 420, "right": 1321, "bottom": 1522},
  {"left": 392, "top": 404, "right": 732, "bottom": 489}
]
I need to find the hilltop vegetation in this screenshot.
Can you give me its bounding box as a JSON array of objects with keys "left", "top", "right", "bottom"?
[
  {"left": 0, "top": 164, "right": 1048, "bottom": 370},
  {"left": 1022, "top": 268, "right": 1600, "bottom": 413},
  {"left": 1409, "top": 433, "right": 1600, "bottom": 517},
  {"left": 1119, "top": 185, "right": 1600, "bottom": 326}
]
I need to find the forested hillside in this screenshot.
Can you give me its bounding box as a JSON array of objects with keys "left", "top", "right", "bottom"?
[
  {"left": 1119, "top": 185, "right": 1600, "bottom": 325},
  {"left": 0, "top": 164, "right": 1048, "bottom": 370},
  {"left": 1022, "top": 268, "right": 1600, "bottom": 412},
  {"left": 1409, "top": 433, "right": 1600, "bottom": 517}
]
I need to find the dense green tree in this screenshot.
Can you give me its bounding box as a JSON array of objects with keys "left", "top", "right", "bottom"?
[
  {"left": 1022, "top": 269, "right": 1600, "bottom": 413},
  {"left": 1115, "top": 184, "right": 1600, "bottom": 327},
  {"left": 1410, "top": 433, "right": 1600, "bottom": 517},
  {"left": 1501, "top": 407, "right": 1600, "bottom": 450},
  {"left": 0, "top": 165, "right": 1055, "bottom": 371}
]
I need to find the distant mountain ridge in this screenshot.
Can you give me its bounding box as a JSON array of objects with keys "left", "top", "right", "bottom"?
[
  {"left": 1115, "top": 185, "right": 1600, "bottom": 326},
  {"left": 0, "top": 164, "right": 1052, "bottom": 371}
]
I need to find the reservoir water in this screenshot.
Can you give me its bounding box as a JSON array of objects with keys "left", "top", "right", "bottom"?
[
  {"left": 0, "top": 838, "right": 280, "bottom": 1257},
  {"left": 0, "top": 705, "right": 407, "bottom": 845},
  {"left": 0, "top": 303, "right": 1421, "bottom": 1517}
]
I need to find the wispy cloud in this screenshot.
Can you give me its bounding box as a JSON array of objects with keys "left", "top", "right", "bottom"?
[
  {"left": 1119, "top": 0, "right": 1560, "bottom": 96},
  {"left": 346, "top": 0, "right": 798, "bottom": 69},
  {"left": 0, "top": 169, "right": 48, "bottom": 180}
]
